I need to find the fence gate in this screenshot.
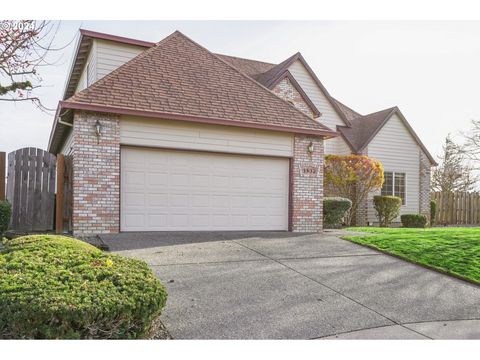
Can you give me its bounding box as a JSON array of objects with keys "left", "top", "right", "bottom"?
[{"left": 6, "top": 148, "right": 56, "bottom": 231}]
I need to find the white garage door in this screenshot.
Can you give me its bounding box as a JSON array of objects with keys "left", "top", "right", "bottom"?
[{"left": 121, "top": 147, "right": 289, "bottom": 231}]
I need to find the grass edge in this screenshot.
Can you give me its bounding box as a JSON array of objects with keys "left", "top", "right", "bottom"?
[{"left": 341, "top": 234, "right": 480, "bottom": 287}]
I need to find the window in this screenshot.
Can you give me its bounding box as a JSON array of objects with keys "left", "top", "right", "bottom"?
[{"left": 381, "top": 171, "right": 406, "bottom": 205}]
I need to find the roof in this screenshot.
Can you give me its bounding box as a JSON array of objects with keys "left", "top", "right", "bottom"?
[
  {"left": 51, "top": 29, "right": 436, "bottom": 166},
  {"left": 220, "top": 53, "right": 320, "bottom": 118},
  {"left": 332, "top": 98, "right": 362, "bottom": 121},
  {"left": 338, "top": 107, "right": 396, "bottom": 151},
  {"left": 62, "top": 29, "right": 154, "bottom": 101},
  {"left": 49, "top": 31, "right": 336, "bottom": 153},
  {"left": 338, "top": 106, "right": 438, "bottom": 165},
  {"left": 215, "top": 54, "right": 275, "bottom": 77}
]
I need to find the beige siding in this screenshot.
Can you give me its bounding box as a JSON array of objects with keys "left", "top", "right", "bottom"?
[
  {"left": 75, "top": 41, "right": 97, "bottom": 93},
  {"left": 288, "top": 60, "right": 345, "bottom": 130},
  {"left": 60, "top": 129, "right": 74, "bottom": 155},
  {"left": 96, "top": 39, "right": 144, "bottom": 81},
  {"left": 325, "top": 136, "right": 351, "bottom": 155},
  {"left": 120, "top": 116, "right": 294, "bottom": 157},
  {"left": 367, "top": 113, "right": 420, "bottom": 223},
  {"left": 287, "top": 60, "right": 347, "bottom": 156},
  {"left": 74, "top": 39, "right": 144, "bottom": 94}
]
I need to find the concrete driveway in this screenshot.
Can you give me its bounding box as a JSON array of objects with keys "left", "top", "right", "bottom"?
[{"left": 107, "top": 230, "right": 480, "bottom": 339}]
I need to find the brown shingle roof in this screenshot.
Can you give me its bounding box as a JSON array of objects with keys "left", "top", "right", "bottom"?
[
  {"left": 215, "top": 54, "right": 275, "bottom": 77},
  {"left": 332, "top": 98, "right": 362, "bottom": 121},
  {"left": 338, "top": 107, "right": 396, "bottom": 151},
  {"left": 338, "top": 106, "right": 437, "bottom": 165},
  {"left": 63, "top": 31, "right": 334, "bottom": 136}
]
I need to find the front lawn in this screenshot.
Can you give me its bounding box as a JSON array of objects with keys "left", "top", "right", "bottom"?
[{"left": 343, "top": 227, "right": 480, "bottom": 285}]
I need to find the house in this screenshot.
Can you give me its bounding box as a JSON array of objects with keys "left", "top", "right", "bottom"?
[{"left": 48, "top": 29, "right": 436, "bottom": 235}]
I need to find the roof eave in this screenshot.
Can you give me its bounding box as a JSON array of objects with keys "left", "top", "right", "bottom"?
[{"left": 59, "top": 101, "right": 338, "bottom": 138}]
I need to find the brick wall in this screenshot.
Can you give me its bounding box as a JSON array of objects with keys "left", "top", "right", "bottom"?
[
  {"left": 272, "top": 77, "right": 315, "bottom": 118},
  {"left": 72, "top": 111, "right": 120, "bottom": 236},
  {"left": 419, "top": 150, "right": 431, "bottom": 220},
  {"left": 291, "top": 135, "right": 324, "bottom": 232}
]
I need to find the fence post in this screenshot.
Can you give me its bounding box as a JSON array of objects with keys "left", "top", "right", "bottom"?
[
  {"left": 56, "top": 154, "right": 65, "bottom": 234},
  {"left": 0, "top": 151, "right": 5, "bottom": 201}
]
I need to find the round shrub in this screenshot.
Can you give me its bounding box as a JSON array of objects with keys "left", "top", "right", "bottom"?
[
  {"left": 323, "top": 197, "right": 352, "bottom": 228},
  {"left": 430, "top": 200, "right": 437, "bottom": 225},
  {"left": 0, "top": 201, "right": 11, "bottom": 238},
  {"left": 401, "top": 214, "right": 428, "bottom": 228},
  {"left": 0, "top": 235, "right": 167, "bottom": 339},
  {"left": 373, "top": 195, "right": 402, "bottom": 227}
]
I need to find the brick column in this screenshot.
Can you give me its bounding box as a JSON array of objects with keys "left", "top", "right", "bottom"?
[
  {"left": 419, "top": 150, "right": 431, "bottom": 221},
  {"left": 291, "top": 135, "right": 324, "bottom": 232},
  {"left": 72, "top": 111, "right": 120, "bottom": 236}
]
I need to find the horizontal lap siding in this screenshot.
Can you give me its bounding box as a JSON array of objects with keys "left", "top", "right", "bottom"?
[
  {"left": 75, "top": 42, "right": 97, "bottom": 93},
  {"left": 367, "top": 113, "right": 420, "bottom": 222},
  {"left": 120, "top": 116, "right": 294, "bottom": 157},
  {"left": 96, "top": 40, "right": 145, "bottom": 80},
  {"left": 330, "top": 136, "right": 352, "bottom": 155},
  {"left": 288, "top": 60, "right": 346, "bottom": 155}
]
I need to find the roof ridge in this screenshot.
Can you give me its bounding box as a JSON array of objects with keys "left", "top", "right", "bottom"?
[
  {"left": 176, "top": 32, "right": 334, "bottom": 133},
  {"left": 353, "top": 106, "right": 397, "bottom": 120},
  {"left": 214, "top": 53, "right": 276, "bottom": 66}
]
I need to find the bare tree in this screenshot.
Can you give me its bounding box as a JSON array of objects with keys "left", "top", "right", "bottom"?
[
  {"left": 0, "top": 20, "right": 64, "bottom": 111},
  {"left": 460, "top": 119, "right": 480, "bottom": 169},
  {"left": 431, "top": 135, "right": 479, "bottom": 192}
]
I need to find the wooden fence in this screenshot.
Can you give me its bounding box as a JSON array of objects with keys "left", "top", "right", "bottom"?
[
  {"left": 431, "top": 192, "right": 480, "bottom": 225},
  {"left": 6, "top": 148, "right": 57, "bottom": 231},
  {"left": 55, "top": 154, "right": 73, "bottom": 234}
]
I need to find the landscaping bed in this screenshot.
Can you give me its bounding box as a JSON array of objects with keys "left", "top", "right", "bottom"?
[
  {"left": 343, "top": 227, "right": 480, "bottom": 285},
  {"left": 0, "top": 235, "right": 168, "bottom": 339}
]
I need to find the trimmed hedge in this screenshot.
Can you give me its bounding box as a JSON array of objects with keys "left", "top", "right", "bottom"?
[
  {"left": 401, "top": 214, "right": 428, "bottom": 228},
  {"left": 0, "top": 201, "right": 11, "bottom": 238},
  {"left": 0, "top": 235, "right": 167, "bottom": 339},
  {"left": 323, "top": 197, "right": 352, "bottom": 228},
  {"left": 430, "top": 200, "right": 437, "bottom": 225},
  {"left": 373, "top": 195, "right": 402, "bottom": 227}
]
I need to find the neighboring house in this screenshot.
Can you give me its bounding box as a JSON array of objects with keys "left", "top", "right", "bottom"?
[{"left": 48, "top": 29, "right": 436, "bottom": 235}]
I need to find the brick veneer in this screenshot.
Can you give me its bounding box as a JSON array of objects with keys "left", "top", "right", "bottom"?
[
  {"left": 291, "top": 135, "right": 324, "bottom": 232},
  {"left": 419, "top": 150, "right": 431, "bottom": 220},
  {"left": 72, "top": 111, "right": 120, "bottom": 236},
  {"left": 272, "top": 77, "right": 315, "bottom": 118}
]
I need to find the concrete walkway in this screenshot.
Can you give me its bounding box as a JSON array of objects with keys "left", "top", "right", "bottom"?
[{"left": 113, "top": 230, "right": 480, "bottom": 339}]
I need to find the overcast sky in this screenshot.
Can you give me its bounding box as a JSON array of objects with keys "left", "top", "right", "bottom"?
[{"left": 1, "top": 20, "right": 480, "bottom": 161}]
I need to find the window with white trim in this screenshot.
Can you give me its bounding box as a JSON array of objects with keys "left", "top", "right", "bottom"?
[{"left": 381, "top": 172, "right": 406, "bottom": 205}]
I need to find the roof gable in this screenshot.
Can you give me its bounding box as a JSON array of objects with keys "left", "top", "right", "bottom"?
[
  {"left": 254, "top": 53, "right": 352, "bottom": 127},
  {"left": 55, "top": 32, "right": 335, "bottom": 148},
  {"left": 338, "top": 107, "right": 437, "bottom": 165}
]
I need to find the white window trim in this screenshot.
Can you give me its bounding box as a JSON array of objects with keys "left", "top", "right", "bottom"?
[{"left": 383, "top": 171, "right": 407, "bottom": 206}]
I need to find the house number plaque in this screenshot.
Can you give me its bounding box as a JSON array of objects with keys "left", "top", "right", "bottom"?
[{"left": 298, "top": 163, "right": 319, "bottom": 177}]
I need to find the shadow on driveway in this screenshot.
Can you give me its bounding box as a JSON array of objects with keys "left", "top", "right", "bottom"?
[{"left": 99, "top": 231, "right": 314, "bottom": 251}]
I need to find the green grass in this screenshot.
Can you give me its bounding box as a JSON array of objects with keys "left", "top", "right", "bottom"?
[{"left": 343, "top": 227, "right": 480, "bottom": 285}]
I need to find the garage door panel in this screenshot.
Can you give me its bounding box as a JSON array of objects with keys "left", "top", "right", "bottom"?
[{"left": 121, "top": 147, "right": 289, "bottom": 231}]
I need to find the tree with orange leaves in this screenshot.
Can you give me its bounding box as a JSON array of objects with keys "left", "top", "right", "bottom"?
[{"left": 324, "top": 154, "right": 384, "bottom": 225}]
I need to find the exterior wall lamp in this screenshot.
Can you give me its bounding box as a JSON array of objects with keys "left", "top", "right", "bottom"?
[
  {"left": 94, "top": 120, "right": 103, "bottom": 142},
  {"left": 307, "top": 141, "right": 314, "bottom": 155}
]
